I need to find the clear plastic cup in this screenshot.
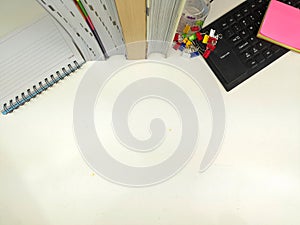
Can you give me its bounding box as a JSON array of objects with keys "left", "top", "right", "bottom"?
[{"left": 177, "top": 0, "right": 211, "bottom": 33}]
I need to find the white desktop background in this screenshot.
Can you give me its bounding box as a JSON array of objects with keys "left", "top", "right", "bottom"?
[{"left": 1, "top": 0, "right": 300, "bottom": 225}]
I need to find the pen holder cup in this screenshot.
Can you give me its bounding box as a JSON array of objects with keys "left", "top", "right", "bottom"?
[{"left": 177, "top": 0, "right": 211, "bottom": 33}]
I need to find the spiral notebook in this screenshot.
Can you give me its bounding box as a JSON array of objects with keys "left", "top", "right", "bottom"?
[{"left": 0, "top": 15, "right": 85, "bottom": 115}]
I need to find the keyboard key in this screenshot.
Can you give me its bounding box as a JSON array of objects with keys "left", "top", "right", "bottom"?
[
  {"left": 248, "top": 14, "right": 256, "bottom": 22},
  {"left": 263, "top": 49, "right": 273, "bottom": 58},
  {"left": 256, "top": 41, "right": 270, "bottom": 50},
  {"left": 240, "top": 18, "right": 250, "bottom": 27},
  {"left": 223, "top": 28, "right": 234, "bottom": 38},
  {"left": 247, "top": 59, "right": 257, "bottom": 68},
  {"left": 227, "top": 17, "right": 235, "bottom": 25},
  {"left": 271, "top": 45, "right": 281, "bottom": 53},
  {"left": 239, "top": 30, "right": 249, "bottom": 38},
  {"left": 240, "top": 51, "right": 252, "bottom": 61},
  {"left": 231, "top": 35, "right": 242, "bottom": 44},
  {"left": 234, "top": 11, "right": 243, "bottom": 20},
  {"left": 232, "top": 23, "right": 241, "bottom": 32},
  {"left": 280, "top": 0, "right": 292, "bottom": 6},
  {"left": 250, "top": 2, "right": 257, "bottom": 9},
  {"left": 220, "top": 21, "right": 229, "bottom": 29},
  {"left": 241, "top": 7, "right": 250, "bottom": 15},
  {"left": 248, "top": 36, "right": 258, "bottom": 45},
  {"left": 250, "top": 46, "right": 259, "bottom": 55},
  {"left": 248, "top": 25, "right": 255, "bottom": 32},
  {"left": 237, "top": 41, "right": 250, "bottom": 52},
  {"left": 255, "top": 54, "right": 265, "bottom": 63},
  {"left": 256, "top": 9, "right": 264, "bottom": 17},
  {"left": 256, "top": 20, "right": 262, "bottom": 28},
  {"left": 278, "top": 0, "right": 300, "bottom": 8}
]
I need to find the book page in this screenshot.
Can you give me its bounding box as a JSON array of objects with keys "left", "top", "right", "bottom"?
[
  {"left": 80, "top": 0, "right": 125, "bottom": 56},
  {"left": 36, "top": 0, "right": 105, "bottom": 61},
  {"left": 0, "top": 15, "right": 85, "bottom": 108}
]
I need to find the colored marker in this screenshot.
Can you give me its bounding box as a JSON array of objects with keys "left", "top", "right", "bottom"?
[{"left": 74, "top": 0, "right": 108, "bottom": 58}]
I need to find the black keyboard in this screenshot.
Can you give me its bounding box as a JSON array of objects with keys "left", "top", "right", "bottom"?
[{"left": 202, "top": 0, "right": 289, "bottom": 91}]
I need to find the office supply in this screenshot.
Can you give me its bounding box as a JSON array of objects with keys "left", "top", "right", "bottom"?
[
  {"left": 115, "top": 0, "right": 147, "bottom": 59},
  {"left": 173, "top": 19, "right": 220, "bottom": 59},
  {"left": 177, "top": 0, "right": 211, "bottom": 32},
  {"left": 147, "top": 0, "right": 187, "bottom": 56},
  {"left": 74, "top": 0, "right": 108, "bottom": 58},
  {"left": 257, "top": 0, "right": 300, "bottom": 53},
  {"left": 0, "top": 15, "right": 85, "bottom": 115},
  {"left": 201, "top": 0, "right": 289, "bottom": 91}
]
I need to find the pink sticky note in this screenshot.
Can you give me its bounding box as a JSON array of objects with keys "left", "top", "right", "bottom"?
[{"left": 258, "top": 0, "right": 300, "bottom": 52}]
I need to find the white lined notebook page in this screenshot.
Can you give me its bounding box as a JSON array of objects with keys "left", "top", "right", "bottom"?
[{"left": 0, "top": 15, "right": 85, "bottom": 107}]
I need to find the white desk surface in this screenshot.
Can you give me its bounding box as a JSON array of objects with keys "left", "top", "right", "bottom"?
[{"left": 1, "top": 1, "right": 300, "bottom": 225}]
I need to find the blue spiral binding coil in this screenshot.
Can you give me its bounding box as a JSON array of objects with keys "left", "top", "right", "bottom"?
[{"left": 1, "top": 61, "right": 82, "bottom": 115}]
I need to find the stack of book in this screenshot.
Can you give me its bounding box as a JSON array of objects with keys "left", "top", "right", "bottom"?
[
  {"left": 0, "top": 0, "right": 187, "bottom": 114},
  {"left": 38, "top": 0, "right": 187, "bottom": 60}
]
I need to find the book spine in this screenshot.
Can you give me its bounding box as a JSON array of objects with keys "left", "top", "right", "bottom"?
[
  {"left": 114, "top": 0, "right": 147, "bottom": 59},
  {"left": 1, "top": 60, "right": 83, "bottom": 115}
]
